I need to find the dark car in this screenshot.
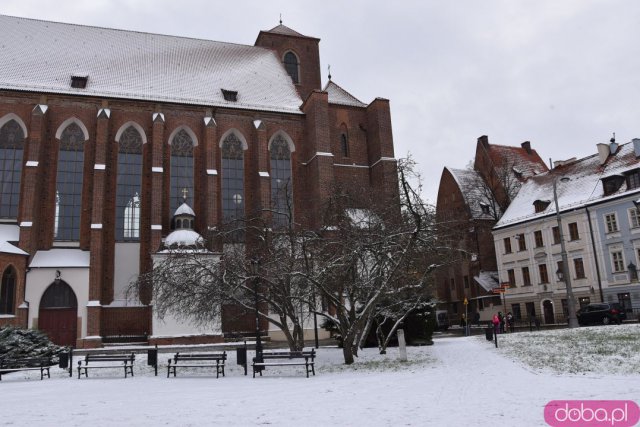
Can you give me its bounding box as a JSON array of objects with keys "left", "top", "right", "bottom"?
[{"left": 576, "top": 303, "right": 627, "bottom": 325}]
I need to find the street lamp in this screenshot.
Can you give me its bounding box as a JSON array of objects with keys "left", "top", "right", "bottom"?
[
  {"left": 552, "top": 177, "right": 579, "bottom": 328},
  {"left": 250, "top": 257, "right": 264, "bottom": 366}
]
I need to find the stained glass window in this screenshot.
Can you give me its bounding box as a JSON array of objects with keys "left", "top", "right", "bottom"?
[
  {"left": 170, "top": 129, "right": 194, "bottom": 214},
  {"left": 222, "top": 133, "right": 244, "bottom": 223},
  {"left": 0, "top": 120, "right": 25, "bottom": 218},
  {"left": 55, "top": 122, "right": 85, "bottom": 241},
  {"left": 270, "top": 135, "right": 292, "bottom": 227},
  {"left": 116, "top": 126, "right": 143, "bottom": 240}
]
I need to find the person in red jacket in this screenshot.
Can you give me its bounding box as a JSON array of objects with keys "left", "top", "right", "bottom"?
[{"left": 492, "top": 313, "right": 500, "bottom": 334}]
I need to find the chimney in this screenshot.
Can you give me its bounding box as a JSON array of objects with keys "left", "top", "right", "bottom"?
[
  {"left": 597, "top": 143, "right": 610, "bottom": 165},
  {"left": 633, "top": 138, "right": 640, "bottom": 157},
  {"left": 521, "top": 141, "right": 532, "bottom": 154},
  {"left": 478, "top": 135, "right": 489, "bottom": 148}
]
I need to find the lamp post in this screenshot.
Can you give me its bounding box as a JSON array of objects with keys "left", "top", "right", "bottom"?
[
  {"left": 552, "top": 177, "right": 579, "bottom": 328},
  {"left": 250, "top": 257, "right": 263, "bottom": 365}
]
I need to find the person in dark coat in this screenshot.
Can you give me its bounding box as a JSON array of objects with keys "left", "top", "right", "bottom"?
[{"left": 498, "top": 311, "right": 505, "bottom": 333}]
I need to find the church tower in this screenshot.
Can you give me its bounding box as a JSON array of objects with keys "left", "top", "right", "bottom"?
[{"left": 255, "top": 22, "right": 321, "bottom": 101}]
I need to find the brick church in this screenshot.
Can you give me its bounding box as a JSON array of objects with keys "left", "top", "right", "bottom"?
[{"left": 0, "top": 15, "right": 398, "bottom": 347}]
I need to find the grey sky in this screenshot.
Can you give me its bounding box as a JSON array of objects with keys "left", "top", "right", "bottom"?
[{"left": 2, "top": 0, "right": 638, "bottom": 202}]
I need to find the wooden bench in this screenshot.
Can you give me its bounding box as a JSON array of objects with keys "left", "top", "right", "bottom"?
[
  {"left": 77, "top": 353, "right": 135, "bottom": 378},
  {"left": 0, "top": 356, "right": 53, "bottom": 381},
  {"left": 167, "top": 352, "right": 226, "bottom": 378},
  {"left": 252, "top": 349, "right": 316, "bottom": 378}
]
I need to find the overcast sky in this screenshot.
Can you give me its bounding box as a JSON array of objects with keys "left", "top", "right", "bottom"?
[{"left": 2, "top": 0, "right": 639, "bottom": 202}]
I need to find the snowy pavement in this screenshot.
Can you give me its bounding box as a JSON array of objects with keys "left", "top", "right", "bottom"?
[{"left": 1, "top": 336, "right": 638, "bottom": 426}]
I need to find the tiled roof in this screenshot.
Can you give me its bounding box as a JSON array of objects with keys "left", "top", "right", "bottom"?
[
  {"left": 496, "top": 139, "right": 640, "bottom": 228},
  {"left": 488, "top": 144, "right": 548, "bottom": 179},
  {"left": 447, "top": 167, "right": 498, "bottom": 220},
  {"left": 323, "top": 81, "right": 367, "bottom": 107},
  {"left": 265, "top": 24, "right": 307, "bottom": 38},
  {"left": 0, "top": 15, "right": 303, "bottom": 114}
]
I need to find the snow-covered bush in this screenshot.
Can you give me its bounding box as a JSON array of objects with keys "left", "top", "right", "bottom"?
[{"left": 0, "top": 326, "right": 66, "bottom": 362}]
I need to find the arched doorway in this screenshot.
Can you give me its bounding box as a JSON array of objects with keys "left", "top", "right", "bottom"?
[
  {"left": 543, "top": 300, "right": 555, "bottom": 325},
  {"left": 38, "top": 280, "right": 78, "bottom": 346}
]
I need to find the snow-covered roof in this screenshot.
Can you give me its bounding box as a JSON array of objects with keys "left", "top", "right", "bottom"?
[
  {"left": 487, "top": 144, "right": 548, "bottom": 179},
  {"left": 174, "top": 203, "right": 195, "bottom": 217},
  {"left": 323, "top": 81, "right": 367, "bottom": 107},
  {"left": 264, "top": 24, "right": 309, "bottom": 38},
  {"left": 474, "top": 271, "right": 499, "bottom": 292},
  {"left": 0, "top": 224, "right": 28, "bottom": 255},
  {"left": 0, "top": 15, "right": 303, "bottom": 114},
  {"left": 164, "top": 229, "right": 204, "bottom": 248},
  {"left": 496, "top": 139, "right": 640, "bottom": 228},
  {"left": 30, "top": 249, "right": 90, "bottom": 268},
  {"left": 446, "top": 167, "right": 498, "bottom": 220}
]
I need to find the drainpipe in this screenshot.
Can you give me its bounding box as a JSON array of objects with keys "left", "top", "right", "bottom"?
[{"left": 585, "top": 206, "right": 604, "bottom": 302}]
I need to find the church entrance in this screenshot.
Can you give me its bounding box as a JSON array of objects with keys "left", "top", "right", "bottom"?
[{"left": 38, "top": 280, "right": 78, "bottom": 347}]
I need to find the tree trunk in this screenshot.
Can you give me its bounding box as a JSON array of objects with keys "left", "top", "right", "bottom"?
[{"left": 341, "top": 334, "right": 356, "bottom": 364}]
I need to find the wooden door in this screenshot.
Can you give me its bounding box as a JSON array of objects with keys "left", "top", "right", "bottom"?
[{"left": 38, "top": 280, "right": 78, "bottom": 347}]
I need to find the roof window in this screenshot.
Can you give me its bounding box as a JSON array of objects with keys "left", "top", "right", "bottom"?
[
  {"left": 221, "top": 89, "right": 238, "bottom": 102},
  {"left": 70, "top": 75, "right": 88, "bottom": 89},
  {"left": 533, "top": 200, "right": 551, "bottom": 213}
]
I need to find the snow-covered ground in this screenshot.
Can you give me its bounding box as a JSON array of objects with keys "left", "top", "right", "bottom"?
[{"left": 2, "top": 325, "right": 639, "bottom": 426}]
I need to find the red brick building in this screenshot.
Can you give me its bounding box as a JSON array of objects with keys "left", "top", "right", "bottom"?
[
  {"left": 435, "top": 136, "right": 547, "bottom": 322},
  {"left": 0, "top": 15, "right": 398, "bottom": 347}
]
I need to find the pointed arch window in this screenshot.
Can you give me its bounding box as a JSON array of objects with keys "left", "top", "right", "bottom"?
[
  {"left": 222, "top": 133, "right": 244, "bottom": 223},
  {"left": 116, "top": 126, "right": 143, "bottom": 240},
  {"left": 340, "top": 133, "right": 349, "bottom": 157},
  {"left": 270, "top": 135, "right": 293, "bottom": 227},
  {"left": 0, "top": 267, "right": 16, "bottom": 315},
  {"left": 55, "top": 122, "right": 85, "bottom": 241},
  {"left": 170, "top": 129, "right": 194, "bottom": 215},
  {"left": 284, "top": 51, "right": 299, "bottom": 84},
  {"left": 0, "top": 120, "right": 25, "bottom": 218}
]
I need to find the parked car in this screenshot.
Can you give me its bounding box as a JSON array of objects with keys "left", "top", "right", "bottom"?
[{"left": 576, "top": 303, "right": 626, "bottom": 325}]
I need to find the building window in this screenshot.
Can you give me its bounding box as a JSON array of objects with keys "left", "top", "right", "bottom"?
[
  {"left": 534, "top": 230, "right": 543, "bottom": 248},
  {"left": 511, "top": 303, "right": 522, "bottom": 320},
  {"left": 573, "top": 258, "right": 585, "bottom": 279},
  {"left": 552, "top": 226, "right": 560, "bottom": 244},
  {"left": 522, "top": 266, "right": 531, "bottom": 286},
  {"left": 0, "top": 267, "right": 16, "bottom": 315},
  {"left": 221, "top": 89, "right": 238, "bottom": 102},
  {"left": 604, "top": 213, "right": 618, "bottom": 233},
  {"left": 222, "top": 133, "right": 245, "bottom": 223},
  {"left": 568, "top": 222, "right": 579, "bottom": 241},
  {"left": 538, "top": 264, "right": 549, "bottom": 284},
  {"left": 603, "top": 176, "right": 624, "bottom": 195},
  {"left": 463, "top": 275, "right": 469, "bottom": 289},
  {"left": 533, "top": 200, "right": 550, "bottom": 213},
  {"left": 116, "top": 126, "right": 143, "bottom": 240},
  {"left": 525, "top": 302, "right": 536, "bottom": 318},
  {"left": 507, "top": 269, "right": 516, "bottom": 287},
  {"left": 270, "top": 134, "right": 293, "bottom": 228},
  {"left": 0, "top": 119, "right": 25, "bottom": 219},
  {"left": 611, "top": 250, "right": 625, "bottom": 272},
  {"left": 629, "top": 208, "right": 640, "bottom": 229},
  {"left": 340, "top": 133, "right": 349, "bottom": 157},
  {"left": 517, "top": 234, "right": 526, "bottom": 251},
  {"left": 627, "top": 171, "right": 640, "bottom": 190},
  {"left": 503, "top": 238, "right": 512, "bottom": 254},
  {"left": 70, "top": 76, "right": 88, "bottom": 88},
  {"left": 170, "top": 129, "right": 195, "bottom": 216},
  {"left": 283, "top": 51, "right": 299, "bottom": 84},
  {"left": 55, "top": 122, "right": 85, "bottom": 241}
]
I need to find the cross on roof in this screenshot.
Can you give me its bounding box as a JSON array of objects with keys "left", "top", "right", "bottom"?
[{"left": 182, "top": 187, "right": 189, "bottom": 201}]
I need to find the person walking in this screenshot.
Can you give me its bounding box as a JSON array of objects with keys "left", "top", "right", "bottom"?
[
  {"left": 492, "top": 313, "right": 500, "bottom": 335},
  {"left": 498, "top": 311, "right": 505, "bottom": 334},
  {"left": 507, "top": 312, "right": 514, "bottom": 333}
]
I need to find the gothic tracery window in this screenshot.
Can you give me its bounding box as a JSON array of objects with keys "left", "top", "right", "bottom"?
[
  {"left": 55, "top": 122, "right": 85, "bottom": 241},
  {"left": 284, "top": 51, "right": 299, "bottom": 84},
  {"left": 170, "top": 129, "right": 194, "bottom": 214},
  {"left": 222, "top": 133, "right": 244, "bottom": 223},
  {"left": 0, "top": 267, "right": 16, "bottom": 315},
  {"left": 116, "top": 126, "right": 143, "bottom": 240},
  {"left": 0, "top": 119, "right": 25, "bottom": 218},
  {"left": 270, "top": 135, "right": 293, "bottom": 227}
]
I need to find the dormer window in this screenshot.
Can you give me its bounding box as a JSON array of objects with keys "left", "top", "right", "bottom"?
[
  {"left": 533, "top": 200, "right": 551, "bottom": 213},
  {"left": 283, "top": 51, "right": 299, "bottom": 84},
  {"left": 221, "top": 89, "right": 238, "bottom": 102},
  {"left": 626, "top": 170, "right": 640, "bottom": 190},
  {"left": 70, "top": 75, "right": 88, "bottom": 89},
  {"left": 479, "top": 202, "right": 490, "bottom": 215},
  {"left": 602, "top": 175, "right": 625, "bottom": 196}
]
